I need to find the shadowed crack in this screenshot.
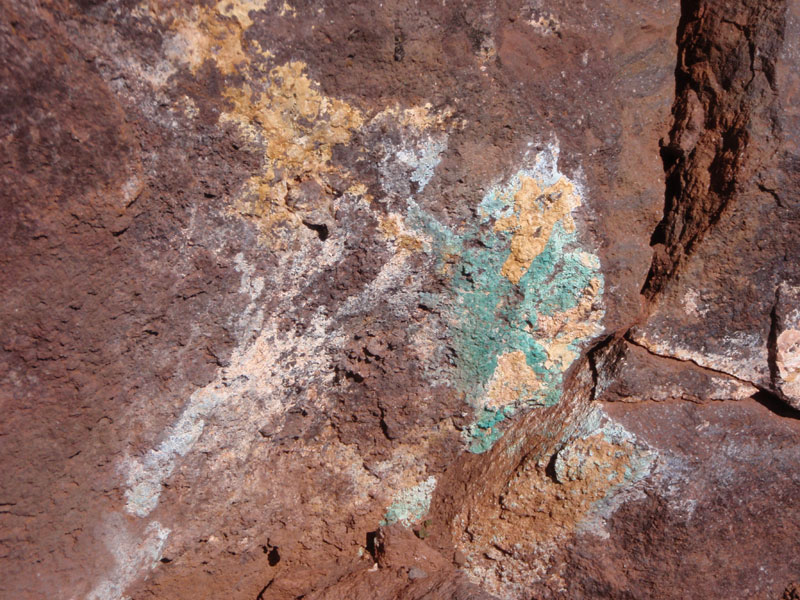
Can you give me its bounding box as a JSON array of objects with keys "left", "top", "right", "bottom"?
[{"left": 623, "top": 334, "right": 757, "bottom": 389}]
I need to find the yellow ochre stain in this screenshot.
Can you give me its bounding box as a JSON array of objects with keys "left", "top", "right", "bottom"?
[
  {"left": 378, "top": 214, "right": 424, "bottom": 253},
  {"left": 154, "top": 0, "right": 275, "bottom": 75},
  {"left": 168, "top": 7, "right": 247, "bottom": 75},
  {"left": 145, "top": 0, "right": 456, "bottom": 250},
  {"left": 221, "top": 61, "right": 363, "bottom": 245},
  {"left": 373, "top": 103, "right": 454, "bottom": 132},
  {"left": 279, "top": 1, "right": 296, "bottom": 17},
  {"left": 495, "top": 175, "right": 580, "bottom": 285},
  {"left": 218, "top": 0, "right": 270, "bottom": 28}
]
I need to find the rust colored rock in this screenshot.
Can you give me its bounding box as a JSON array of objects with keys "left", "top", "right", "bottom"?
[
  {"left": 595, "top": 338, "right": 758, "bottom": 403},
  {"left": 1, "top": 0, "right": 799, "bottom": 598},
  {"left": 634, "top": 0, "right": 800, "bottom": 404}
]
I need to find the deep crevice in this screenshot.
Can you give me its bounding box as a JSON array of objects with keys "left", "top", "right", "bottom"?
[
  {"left": 255, "top": 579, "right": 274, "bottom": 600},
  {"left": 623, "top": 334, "right": 756, "bottom": 388},
  {"left": 767, "top": 291, "right": 781, "bottom": 386},
  {"left": 642, "top": 0, "right": 787, "bottom": 299},
  {"left": 267, "top": 546, "right": 280, "bottom": 566},
  {"left": 752, "top": 390, "right": 800, "bottom": 420},
  {"left": 586, "top": 334, "right": 616, "bottom": 402},
  {"left": 301, "top": 220, "right": 329, "bottom": 241},
  {"left": 365, "top": 530, "right": 379, "bottom": 561}
]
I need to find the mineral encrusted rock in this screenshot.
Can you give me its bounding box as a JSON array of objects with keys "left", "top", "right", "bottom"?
[{"left": 1, "top": 0, "right": 799, "bottom": 599}]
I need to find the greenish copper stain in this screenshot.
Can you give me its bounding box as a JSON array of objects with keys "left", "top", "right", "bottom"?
[
  {"left": 380, "top": 476, "right": 437, "bottom": 527},
  {"left": 466, "top": 407, "right": 514, "bottom": 454},
  {"left": 407, "top": 144, "right": 604, "bottom": 453}
]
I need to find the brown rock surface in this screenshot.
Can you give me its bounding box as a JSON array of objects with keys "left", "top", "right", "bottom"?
[
  {"left": 634, "top": 0, "right": 800, "bottom": 399},
  {"left": 1, "top": 0, "right": 798, "bottom": 599},
  {"left": 555, "top": 397, "right": 800, "bottom": 600}
]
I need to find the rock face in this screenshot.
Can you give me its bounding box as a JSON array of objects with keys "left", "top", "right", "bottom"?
[
  {"left": 634, "top": 0, "right": 800, "bottom": 401},
  {"left": 0, "top": 0, "right": 798, "bottom": 599}
]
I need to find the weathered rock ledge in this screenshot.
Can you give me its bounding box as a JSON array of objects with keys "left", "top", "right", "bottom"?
[{"left": 1, "top": 0, "right": 799, "bottom": 598}]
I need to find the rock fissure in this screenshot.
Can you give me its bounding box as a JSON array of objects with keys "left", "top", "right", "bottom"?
[
  {"left": 2, "top": 0, "right": 799, "bottom": 598},
  {"left": 645, "top": 0, "right": 788, "bottom": 298},
  {"left": 623, "top": 334, "right": 759, "bottom": 392}
]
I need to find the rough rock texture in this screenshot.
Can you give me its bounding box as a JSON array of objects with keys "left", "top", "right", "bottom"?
[
  {"left": 634, "top": 0, "right": 800, "bottom": 400},
  {"left": 1, "top": 0, "right": 799, "bottom": 599}
]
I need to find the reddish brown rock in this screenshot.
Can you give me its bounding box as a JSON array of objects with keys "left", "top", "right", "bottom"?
[
  {"left": 633, "top": 0, "right": 800, "bottom": 401},
  {"left": 554, "top": 398, "right": 800, "bottom": 600},
  {"left": 595, "top": 338, "right": 757, "bottom": 403},
  {"left": 1, "top": 0, "right": 799, "bottom": 599}
]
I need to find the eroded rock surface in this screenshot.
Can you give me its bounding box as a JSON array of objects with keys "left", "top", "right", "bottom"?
[{"left": 1, "top": 0, "right": 798, "bottom": 599}]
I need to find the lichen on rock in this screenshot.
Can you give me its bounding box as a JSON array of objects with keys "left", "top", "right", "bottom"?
[
  {"left": 454, "top": 406, "right": 656, "bottom": 597},
  {"left": 407, "top": 142, "right": 605, "bottom": 452}
]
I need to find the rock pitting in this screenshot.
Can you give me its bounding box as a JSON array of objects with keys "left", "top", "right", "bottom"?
[{"left": 1, "top": 0, "right": 799, "bottom": 599}]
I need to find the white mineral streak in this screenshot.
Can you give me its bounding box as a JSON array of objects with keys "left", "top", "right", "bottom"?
[
  {"left": 373, "top": 108, "right": 448, "bottom": 198},
  {"left": 99, "top": 240, "right": 346, "bottom": 597},
  {"left": 682, "top": 288, "right": 709, "bottom": 317},
  {"left": 123, "top": 244, "right": 344, "bottom": 517},
  {"left": 107, "top": 99, "right": 456, "bottom": 598},
  {"left": 86, "top": 515, "right": 170, "bottom": 600},
  {"left": 631, "top": 328, "right": 768, "bottom": 386}
]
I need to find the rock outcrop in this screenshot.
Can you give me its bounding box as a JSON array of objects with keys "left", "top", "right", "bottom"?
[{"left": 1, "top": 0, "right": 798, "bottom": 598}]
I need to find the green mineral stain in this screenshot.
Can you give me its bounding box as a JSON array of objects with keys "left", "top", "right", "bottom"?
[
  {"left": 381, "top": 476, "right": 437, "bottom": 527},
  {"left": 406, "top": 145, "right": 604, "bottom": 453},
  {"left": 466, "top": 406, "right": 514, "bottom": 453}
]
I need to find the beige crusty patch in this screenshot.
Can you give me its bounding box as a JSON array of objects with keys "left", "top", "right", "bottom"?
[
  {"left": 495, "top": 175, "right": 580, "bottom": 284},
  {"left": 161, "top": 0, "right": 271, "bottom": 75},
  {"left": 485, "top": 351, "right": 541, "bottom": 410},
  {"left": 537, "top": 276, "right": 604, "bottom": 370},
  {"left": 453, "top": 426, "right": 646, "bottom": 598},
  {"left": 777, "top": 329, "right": 800, "bottom": 403},
  {"left": 221, "top": 61, "right": 363, "bottom": 245}
]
